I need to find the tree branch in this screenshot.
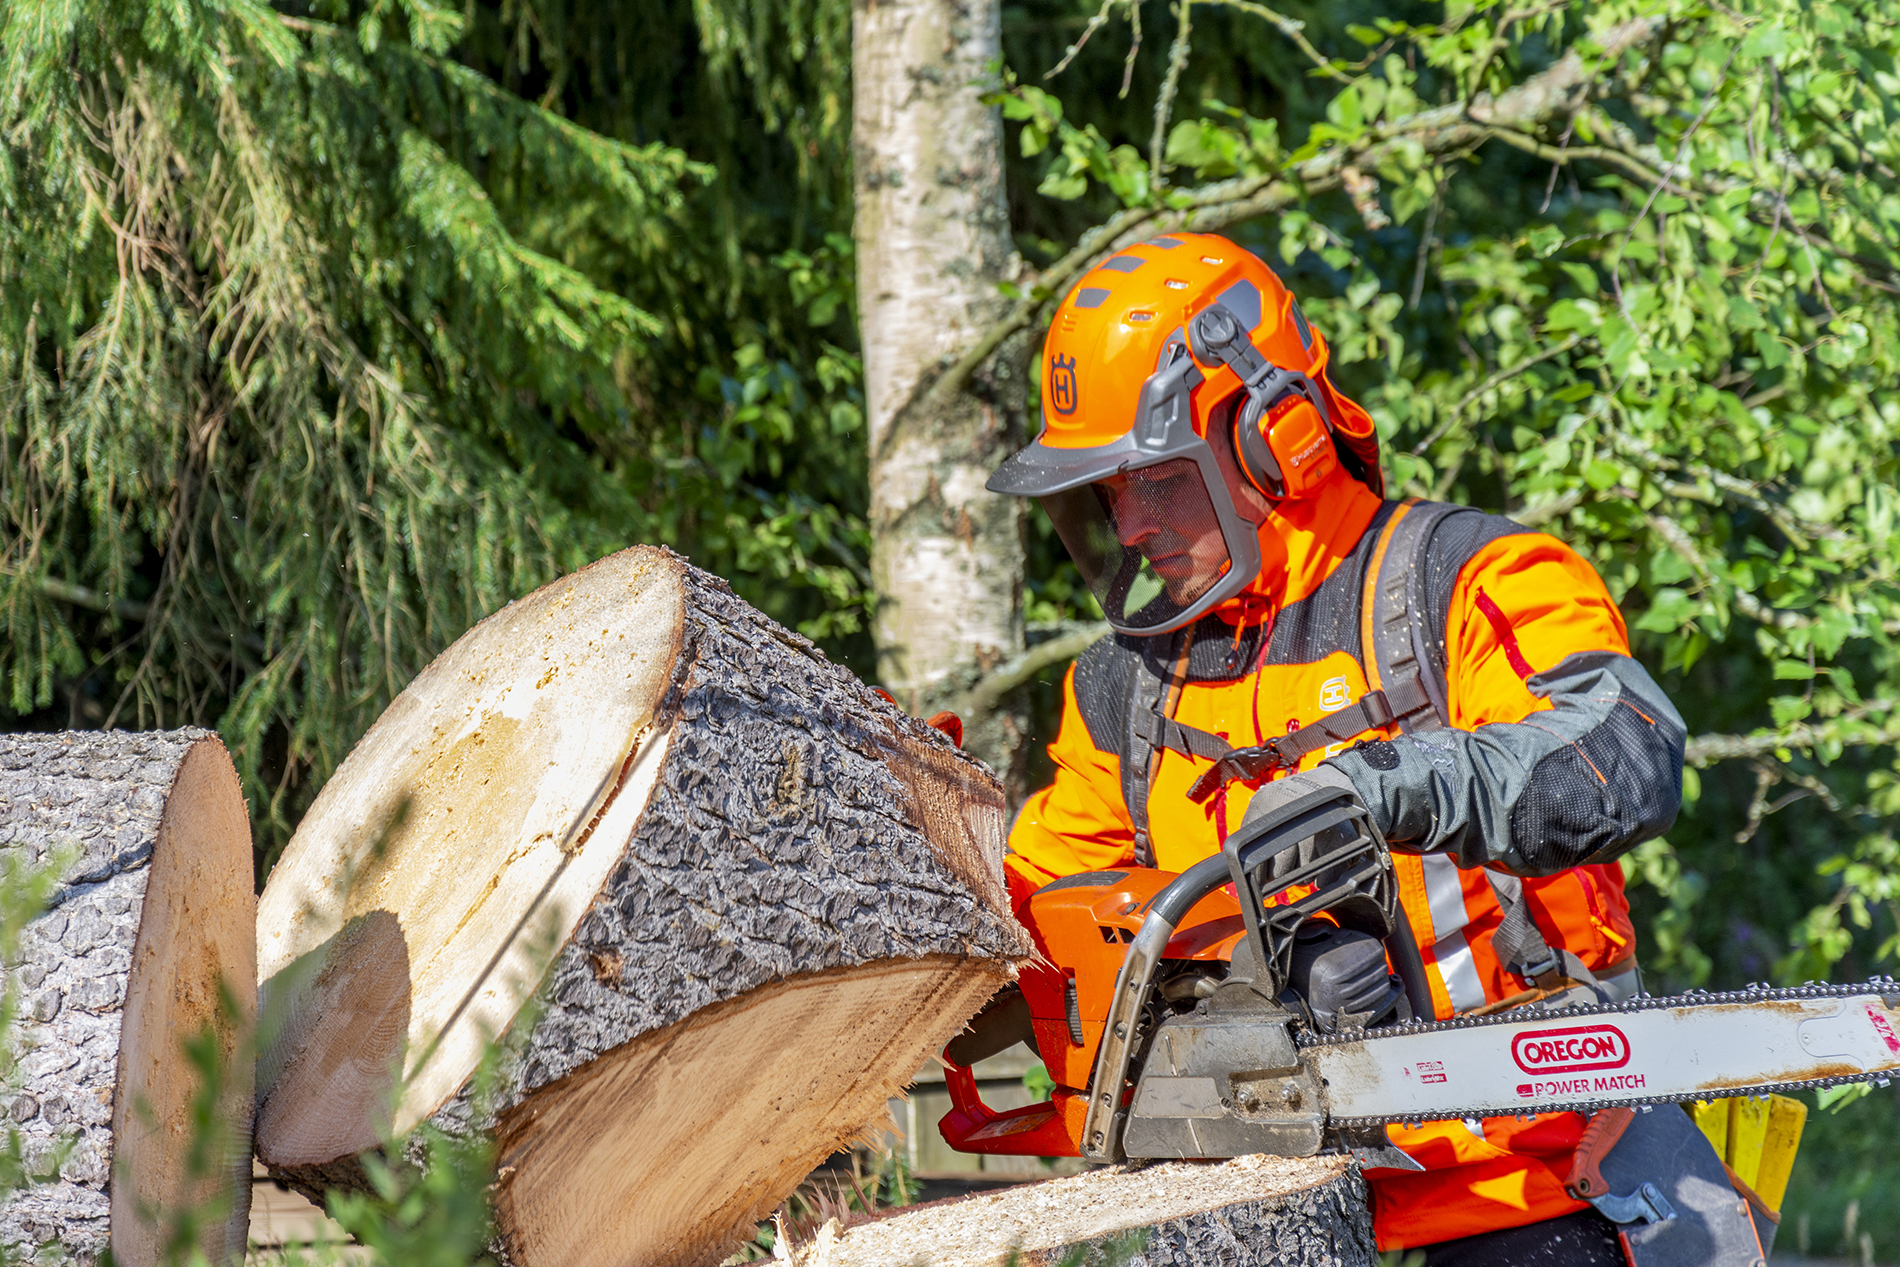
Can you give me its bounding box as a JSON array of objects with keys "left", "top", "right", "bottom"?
[
  {"left": 3, "top": 569, "right": 153, "bottom": 623},
  {"left": 1512, "top": 489, "right": 1588, "bottom": 528},
  {"left": 952, "top": 621, "right": 1111, "bottom": 720},
  {"left": 924, "top": 16, "right": 1663, "bottom": 411},
  {"left": 1194, "top": 0, "right": 1351, "bottom": 81},
  {"left": 1151, "top": 0, "right": 1194, "bottom": 189},
  {"left": 1410, "top": 334, "right": 1586, "bottom": 456},
  {"left": 1044, "top": 0, "right": 1126, "bottom": 81},
  {"left": 1687, "top": 711, "right": 1900, "bottom": 767}
]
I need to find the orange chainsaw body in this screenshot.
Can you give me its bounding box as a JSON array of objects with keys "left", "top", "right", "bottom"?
[{"left": 938, "top": 868, "right": 1247, "bottom": 1157}]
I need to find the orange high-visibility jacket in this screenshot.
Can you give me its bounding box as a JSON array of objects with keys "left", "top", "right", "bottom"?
[{"left": 1007, "top": 469, "right": 1685, "bottom": 1250}]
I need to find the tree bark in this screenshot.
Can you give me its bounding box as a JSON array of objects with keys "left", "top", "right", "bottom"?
[
  {"left": 252, "top": 546, "right": 1032, "bottom": 1267},
  {"left": 0, "top": 729, "right": 256, "bottom": 1267},
  {"left": 795, "top": 1155, "right": 1375, "bottom": 1266},
  {"left": 853, "top": 0, "right": 1030, "bottom": 781}
]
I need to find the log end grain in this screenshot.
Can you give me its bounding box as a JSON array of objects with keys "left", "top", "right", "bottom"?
[
  {"left": 256, "top": 547, "right": 693, "bottom": 1156},
  {"left": 254, "top": 546, "right": 1031, "bottom": 1267},
  {"left": 492, "top": 957, "right": 1011, "bottom": 1267}
]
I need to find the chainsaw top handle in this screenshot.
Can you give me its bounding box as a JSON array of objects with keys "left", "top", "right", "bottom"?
[{"left": 1080, "top": 783, "right": 1427, "bottom": 1163}]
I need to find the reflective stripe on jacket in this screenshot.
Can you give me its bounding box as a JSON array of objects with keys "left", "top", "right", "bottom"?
[{"left": 1005, "top": 470, "right": 1685, "bottom": 1249}]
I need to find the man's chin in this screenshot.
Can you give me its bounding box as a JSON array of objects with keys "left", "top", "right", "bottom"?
[{"left": 1149, "top": 564, "right": 1216, "bottom": 607}]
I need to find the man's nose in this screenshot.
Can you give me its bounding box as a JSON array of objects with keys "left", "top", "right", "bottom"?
[{"left": 1110, "top": 494, "right": 1160, "bottom": 548}]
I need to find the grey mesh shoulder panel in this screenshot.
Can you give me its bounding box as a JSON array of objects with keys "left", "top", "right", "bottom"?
[
  {"left": 1071, "top": 633, "right": 1144, "bottom": 757},
  {"left": 1418, "top": 508, "right": 1532, "bottom": 672}
]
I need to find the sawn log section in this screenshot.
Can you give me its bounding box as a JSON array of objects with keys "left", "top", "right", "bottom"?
[
  {"left": 253, "top": 546, "right": 1031, "bottom": 1267},
  {"left": 0, "top": 729, "right": 255, "bottom": 1267},
  {"left": 797, "top": 1155, "right": 1375, "bottom": 1267}
]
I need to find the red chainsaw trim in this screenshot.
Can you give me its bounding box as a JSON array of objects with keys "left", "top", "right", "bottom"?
[
  {"left": 938, "top": 866, "right": 1247, "bottom": 1158},
  {"left": 925, "top": 710, "right": 964, "bottom": 747}
]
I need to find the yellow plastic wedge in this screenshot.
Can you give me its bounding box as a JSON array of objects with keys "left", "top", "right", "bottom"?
[
  {"left": 1691, "top": 1099, "right": 1729, "bottom": 1158},
  {"left": 1753, "top": 1094, "right": 1807, "bottom": 1213},
  {"left": 1727, "top": 1095, "right": 1771, "bottom": 1188}
]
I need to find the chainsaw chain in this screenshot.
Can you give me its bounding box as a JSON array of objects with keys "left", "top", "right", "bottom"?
[{"left": 1295, "top": 976, "right": 1900, "bottom": 1131}]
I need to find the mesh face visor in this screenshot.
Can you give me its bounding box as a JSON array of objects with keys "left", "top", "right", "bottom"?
[
  {"left": 989, "top": 350, "right": 1263, "bottom": 637},
  {"left": 1040, "top": 457, "right": 1240, "bottom": 635}
]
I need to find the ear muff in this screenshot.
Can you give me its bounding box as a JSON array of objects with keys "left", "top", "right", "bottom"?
[
  {"left": 1231, "top": 386, "right": 1340, "bottom": 502},
  {"left": 1191, "top": 301, "right": 1343, "bottom": 503}
]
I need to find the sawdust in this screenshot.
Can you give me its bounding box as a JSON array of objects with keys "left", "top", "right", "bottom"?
[{"left": 795, "top": 1153, "right": 1355, "bottom": 1267}]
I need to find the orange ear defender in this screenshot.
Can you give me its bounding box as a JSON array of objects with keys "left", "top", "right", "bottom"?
[{"left": 1190, "top": 301, "right": 1341, "bottom": 502}]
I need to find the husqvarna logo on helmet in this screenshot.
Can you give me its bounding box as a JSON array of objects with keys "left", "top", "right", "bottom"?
[
  {"left": 1319, "top": 677, "right": 1351, "bottom": 712},
  {"left": 1050, "top": 354, "right": 1079, "bottom": 415}
]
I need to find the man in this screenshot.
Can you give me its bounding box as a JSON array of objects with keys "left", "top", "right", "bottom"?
[{"left": 985, "top": 233, "right": 1686, "bottom": 1263}]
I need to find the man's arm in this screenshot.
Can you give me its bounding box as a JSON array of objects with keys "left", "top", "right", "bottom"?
[
  {"left": 1326, "top": 532, "right": 1686, "bottom": 876},
  {"left": 1006, "top": 662, "right": 1141, "bottom": 899}
]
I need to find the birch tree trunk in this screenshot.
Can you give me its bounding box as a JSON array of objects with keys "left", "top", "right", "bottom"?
[{"left": 853, "top": 0, "right": 1029, "bottom": 780}]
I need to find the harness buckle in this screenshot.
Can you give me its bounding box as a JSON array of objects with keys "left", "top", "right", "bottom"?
[
  {"left": 1515, "top": 950, "right": 1564, "bottom": 987},
  {"left": 1359, "top": 689, "right": 1395, "bottom": 728},
  {"left": 1186, "top": 739, "right": 1289, "bottom": 802}
]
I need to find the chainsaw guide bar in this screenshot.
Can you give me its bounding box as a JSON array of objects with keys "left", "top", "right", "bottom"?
[{"left": 1298, "top": 977, "right": 1900, "bottom": 1130}]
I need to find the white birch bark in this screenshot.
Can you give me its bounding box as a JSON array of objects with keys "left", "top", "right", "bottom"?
[{"left": 853, "top": 0, "right": 1028, "bottom": 772}]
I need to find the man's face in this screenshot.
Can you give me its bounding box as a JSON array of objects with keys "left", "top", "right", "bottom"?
[
  {"left": 1098, "top": 460, "right": 1229, "bottom": 603},
  {"left": 1096, "top": 409, "right": 1273, "bottom": 604}
]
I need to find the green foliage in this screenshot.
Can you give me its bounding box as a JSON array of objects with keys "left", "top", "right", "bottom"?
[
  {"left": 1004, "top": 0, "right": 1900, "bottom": 996},
  {"left": 999, "top": 1227, "right": 1148, "bottom": 1267},
  {"left": 1780, "top": 1083, "right": 1900, "bottom": 1260},
  {"left": 0, "top": 0, "right": 869, "bottom": 874},
  {"left": 322, "top": 1132, "right": 498, "bottom": 1267},
  {"left": 0, "top": 848, "right": 65, "bottom": 1261}
]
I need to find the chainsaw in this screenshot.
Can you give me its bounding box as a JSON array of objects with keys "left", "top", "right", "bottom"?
[{"left": 938, "top": 785, "right": 1898, "bottom": 1248}]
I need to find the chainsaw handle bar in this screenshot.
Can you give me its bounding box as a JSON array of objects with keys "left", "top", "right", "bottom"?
[
  {"left": 1080, "top": 785, "right": 1420, "bottom": 1163},
  {"left": 1080, "top": 853, "right": 1230, "bottom": 1162}
]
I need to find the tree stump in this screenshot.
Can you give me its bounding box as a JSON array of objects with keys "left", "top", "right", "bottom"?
[
  {"left": 0, "top": 729, "right": 256, "bottom": 1267},
  {"left": 796, "top": 1156, "right": 1375, "bottom": 1267},
  {"left": 253, "top": 546, "right": 1031, "bottom": 1267}
]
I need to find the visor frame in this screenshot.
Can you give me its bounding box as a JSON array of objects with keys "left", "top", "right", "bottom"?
[{"left": 988, "top": 352, "right": 1263, "bottom": 638}]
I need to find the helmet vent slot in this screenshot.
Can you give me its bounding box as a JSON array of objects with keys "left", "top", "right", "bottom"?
[
  {"left": 1165, "top": 279, "right": 1188, "bottom": 290},
  {"left": 1126, "top": 310, "right": 1155, "bottom": 323}
]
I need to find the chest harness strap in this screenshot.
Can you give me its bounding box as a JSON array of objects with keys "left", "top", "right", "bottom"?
[{"left": 1149, "top": 500, "right": 1456, "bottom": 804}]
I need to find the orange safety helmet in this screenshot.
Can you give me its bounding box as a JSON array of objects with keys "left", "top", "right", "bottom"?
[{"left": 988, "top": 232, "right": 1382, "bottom": 636}]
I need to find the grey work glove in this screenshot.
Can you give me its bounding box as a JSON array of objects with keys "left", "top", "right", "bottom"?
[{"left": 1236, "top": 763, "right": 1362, "bottom": 880}]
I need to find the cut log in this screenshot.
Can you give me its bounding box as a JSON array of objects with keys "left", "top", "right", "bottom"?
[
  {"left": 795, "top": 1156, "right": 1375, "bottom": 1267},
  {"left": 0, "top": 729, "right": 256, "bottom": 1267},
  {"left": 253, "top": 546, "right": 1031, "bottom": 1267}
]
